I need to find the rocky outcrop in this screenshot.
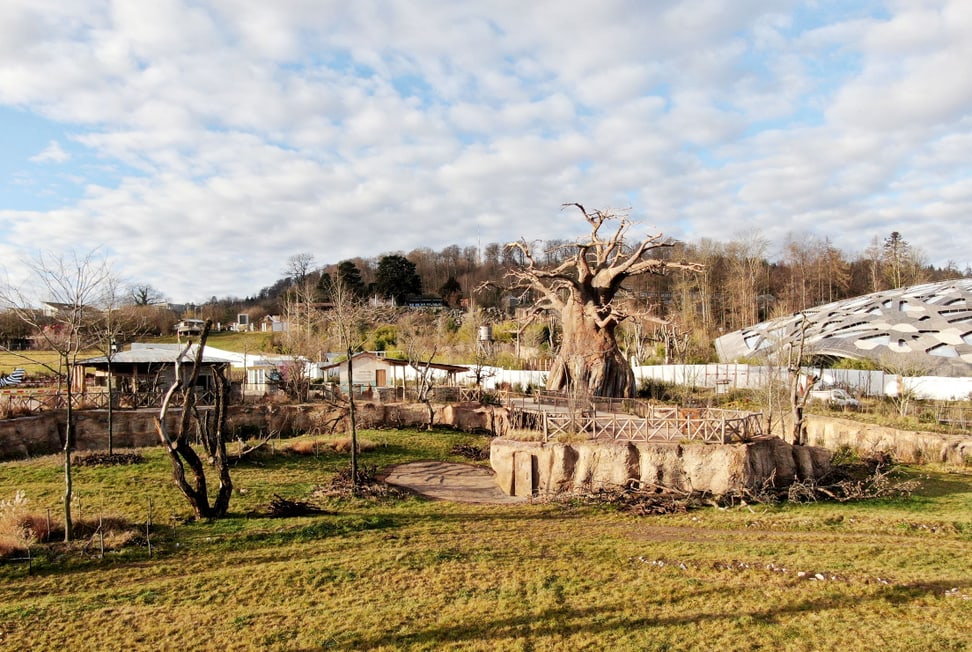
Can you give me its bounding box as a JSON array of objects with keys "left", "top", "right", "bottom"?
[
  {"left": 490, "top": 437, "right": 832, "bottom": 497},
  {"left": 805, "top": 415, "right": 972, "bottom": 465}
]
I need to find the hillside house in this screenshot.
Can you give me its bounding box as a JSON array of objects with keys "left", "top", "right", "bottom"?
[{"left": 174, "top": 319, "right": 206, "bottom": 338}]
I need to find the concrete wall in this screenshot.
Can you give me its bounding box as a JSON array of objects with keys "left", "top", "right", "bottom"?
[
  {"left": 0, "top": 406, "right": 315, "bottom": 461},
  {"left": 0, "top": 402, "right": 507, "bottom": 461},
  {"left": 490, "top": 437, "right": 832, "bottom": 497},
  {"left": 805, "top": 415, "right": 972, "bottom": 466}
]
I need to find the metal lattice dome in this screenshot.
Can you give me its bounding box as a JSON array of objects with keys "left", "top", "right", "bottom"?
[{"left": 714, "top": 279, "right": 972, "bottom": 377}]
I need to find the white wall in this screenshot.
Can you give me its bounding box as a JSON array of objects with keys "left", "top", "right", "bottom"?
[{"left": 633, "top": 363, "right": 970, "bottom": 401}]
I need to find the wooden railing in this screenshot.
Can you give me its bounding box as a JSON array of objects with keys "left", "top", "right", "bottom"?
[
  {"left": 1, "top": 387, "right": 220, "bottom": 416},
  {"left": 509, "top": 404, "right": 763, "bottom": 444}
]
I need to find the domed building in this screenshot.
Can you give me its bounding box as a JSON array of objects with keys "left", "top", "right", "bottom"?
[{"left": 714, "top": 279, "right": 972, "bottom": 377}]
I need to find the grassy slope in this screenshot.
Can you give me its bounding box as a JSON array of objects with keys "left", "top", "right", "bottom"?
[{"left": 1, "top": 430, "right": 971, "bottom": 651}]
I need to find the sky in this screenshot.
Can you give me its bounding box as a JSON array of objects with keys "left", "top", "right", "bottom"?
[{"left": 1, "top": 0, "right": 971, "bottom": 303}]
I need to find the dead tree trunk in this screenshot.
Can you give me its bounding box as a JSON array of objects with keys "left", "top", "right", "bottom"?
[
  {"left": 788, "top": 313, "right": 818, "bottom": 446},
  {"left": 155, "top": 322, "right": 232, "bottom": 519},
  {"left": 506, "top": 204, "right": 702, "bottom": 398},
  {"left": 546, "top": 297, "right": 635, "bottom": 398}
]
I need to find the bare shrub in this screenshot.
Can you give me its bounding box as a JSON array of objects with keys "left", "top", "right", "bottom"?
[
  {"left": 0, "top": 491, "right": 52, "bottom": 556},
  {"left": 287, "top": 439, "right": 321, "bottom": 456},
  {"left": 331, "top": 437, "right": 377, "bottom": 453},
  {"left": 503, "top": 428, "right": 546, "bottom": 442},
  {"left": 286, "top": 437, "right": 378, "bottom": 456},
  {"left": 0, "top": 398, "right": 32, "bottom": 420},
  {"left": 313, "top": 464, "right": 409, "bottom": 499},
  {"left": 75, "top": 452, "right": 144, "bottom": 467},
  {"left": 450, "top": 443, "right": 490, "bottom": 461}
]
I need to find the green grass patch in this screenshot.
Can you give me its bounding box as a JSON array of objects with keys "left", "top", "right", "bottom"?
[{"left": 2, "top": 430, "right": 972, "bottom": 650}]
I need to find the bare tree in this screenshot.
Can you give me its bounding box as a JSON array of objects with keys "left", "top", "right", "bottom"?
[
  {"left": 89, "top": 274, "right": 158, "bottom": 454},
  {"left": 786, "top": 314, "right": 819, "bottom": 446},
  {"left": 0, "top": 250, "right": 111, "bottom": 540},
  {"left": 286, "top": 253, "right": 316, "bottom": 286},
  {"left": 326, "top": 277, "right": 371, "bottom": 488},
  {"left": 94, "top": 274, "right": 126, "bottom": 456},
  {"left": 155, "top": 321, "right": 233, "bottom": 519},
  {"left": 506, "top": 204, "right": 702, "bottom": 398},
  {"left": 279, "top": 253, "right": 322, "bottom": 401},
  {"left": 723, "top": 232, "right": 769, "bottom": 330},
  {"left": 881, "top": 353, "right": 930, "bottom": 418},
  {"left": 397, "top": 311, "right": 447, "bottom": 429},
  {"left": 128, "top": 283, "right": 167, "bottom": 306}
]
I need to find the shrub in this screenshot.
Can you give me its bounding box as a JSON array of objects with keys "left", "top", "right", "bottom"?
[
  {"left": 479, "top": 391, "right": 502, "bottom": 406},
  {"left": 0, "top": 491, "right": 51, "bottom": 556},
  {"left": 0, "top": 398, "right": 32, "bottom": 420}
]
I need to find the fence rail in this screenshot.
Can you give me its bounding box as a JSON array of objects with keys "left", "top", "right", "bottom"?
[
  {"left": 509, "top": 404, "right": 763, "bottom": 444},
  {"left": 1, "top": 388, "right": 219, "bottom": 416}
]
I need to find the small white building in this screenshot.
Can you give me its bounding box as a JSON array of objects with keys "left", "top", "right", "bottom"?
[
  {"left": 174, "top": 319, "right": 206, "bottom": 338},
  {"left": 320, "top": 352, "right": 468, "bottom": 392},
  {"left": 260, "top": 315, "right": 289, "bottom": 333}
]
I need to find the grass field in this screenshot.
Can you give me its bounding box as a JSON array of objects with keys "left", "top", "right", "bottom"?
[
  {"left": 0, "top": 331, "right": 276, "bottom": 379},
  {"left": 2, "top": 429, "right": 972, "bottom": 651}
]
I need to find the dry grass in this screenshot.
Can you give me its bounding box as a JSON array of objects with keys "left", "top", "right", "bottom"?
[
  {"left": 0, "top": 350, "right": 96, "bottom": 377},
  {"left": 286, "top": 436, "right": 378, "bottom": 455},
  {"left": 1, "top": 431, "right": 971, "bottom": 650},
  {"left": 502, "top": 428, "right": 546, "bottom": 442},
  {"left": 0, "top": 398, "right": 33, "bottom": 420},
  {"left": 0, "top": 491, "right": 50, "bottom": 555}
]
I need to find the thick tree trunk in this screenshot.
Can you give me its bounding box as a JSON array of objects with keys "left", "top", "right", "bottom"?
[
  {"left": 155, "top": 325, "right": 232, "bottom": 520},
  {"left": 546, "top": 299, "right": 635, "bottom": 398}
]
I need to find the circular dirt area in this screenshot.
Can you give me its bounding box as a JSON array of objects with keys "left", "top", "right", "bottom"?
[{"left": 384, "top": 461, "right": 528, "bottom": 504}]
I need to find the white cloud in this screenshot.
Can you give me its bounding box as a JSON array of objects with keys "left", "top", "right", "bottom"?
[
  {"left": 29, "top": 140, "right": 70, "bottom": 164},
  {"left": 2, "top": 1, "right": 972, "bottom": 300}
]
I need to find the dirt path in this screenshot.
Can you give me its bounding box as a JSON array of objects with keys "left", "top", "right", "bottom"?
[{"left": 384, "top": 461, "right": 528, "bottom": 504}]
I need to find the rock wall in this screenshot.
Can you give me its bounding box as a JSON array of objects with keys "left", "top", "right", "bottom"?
[
  {"left": 0, "top": 402, "right": 506, "bottom": 461},
  {"left": 0, "top": 406, "right": 301, "bottom": 461},
  {"left": 490, "top": 437, "right": 832, "bottom": 497},
  {"left": 805, "top": 415, "right": 972, "bottom": 466}
]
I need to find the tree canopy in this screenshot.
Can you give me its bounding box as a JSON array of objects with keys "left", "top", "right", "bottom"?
[{"left": 375, "top": 254, "right": 422, "bottom": 305}]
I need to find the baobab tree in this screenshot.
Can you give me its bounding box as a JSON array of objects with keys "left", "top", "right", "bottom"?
[{"left": 506, "top": 204, "right": 702, "bottom": 398}]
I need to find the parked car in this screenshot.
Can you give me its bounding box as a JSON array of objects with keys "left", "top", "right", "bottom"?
[{"left": 808, "top": 388, "right": 860, "bottom": 409}]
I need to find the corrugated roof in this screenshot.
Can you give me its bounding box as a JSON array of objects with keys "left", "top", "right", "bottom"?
[{"left": 79, "top": 348, "right": 228, "bottom": 366}]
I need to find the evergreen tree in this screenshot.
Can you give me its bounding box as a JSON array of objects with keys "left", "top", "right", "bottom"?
[
  {"left": 439, "top": 276, "right": 463, "bottom": 307},
  {"left": 375, "top": 254, "right": 422, "bottom": 305},
  {"left": 336, "top": 260, "right": 367, "bottom": 298}
]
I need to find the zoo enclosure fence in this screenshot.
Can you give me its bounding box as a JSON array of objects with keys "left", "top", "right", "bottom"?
[{"left": 504, "top": 391, "right": 763, "bottom": 444}]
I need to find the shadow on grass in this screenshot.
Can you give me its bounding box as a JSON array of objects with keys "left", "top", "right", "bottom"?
[
  {"left": 228, "top": 442, "right": 438, "bottom": 472},
  {"left": 912, "top": 471, "right": 972, "bottom": 499},
  {"left": 329, "top": 579, "right": 970, "bottom": 650}
]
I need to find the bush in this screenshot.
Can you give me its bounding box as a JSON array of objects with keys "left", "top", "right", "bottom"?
[
  {"left": 0, "top": 398, "right": 32, "bottom": 420},
  {"left": 0, "top": 491, "right": 51, "bottom": 556}
]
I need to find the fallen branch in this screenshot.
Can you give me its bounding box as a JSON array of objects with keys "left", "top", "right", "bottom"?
[{"left": 267, "top": 494, "right": 329, "bottom": 518}]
